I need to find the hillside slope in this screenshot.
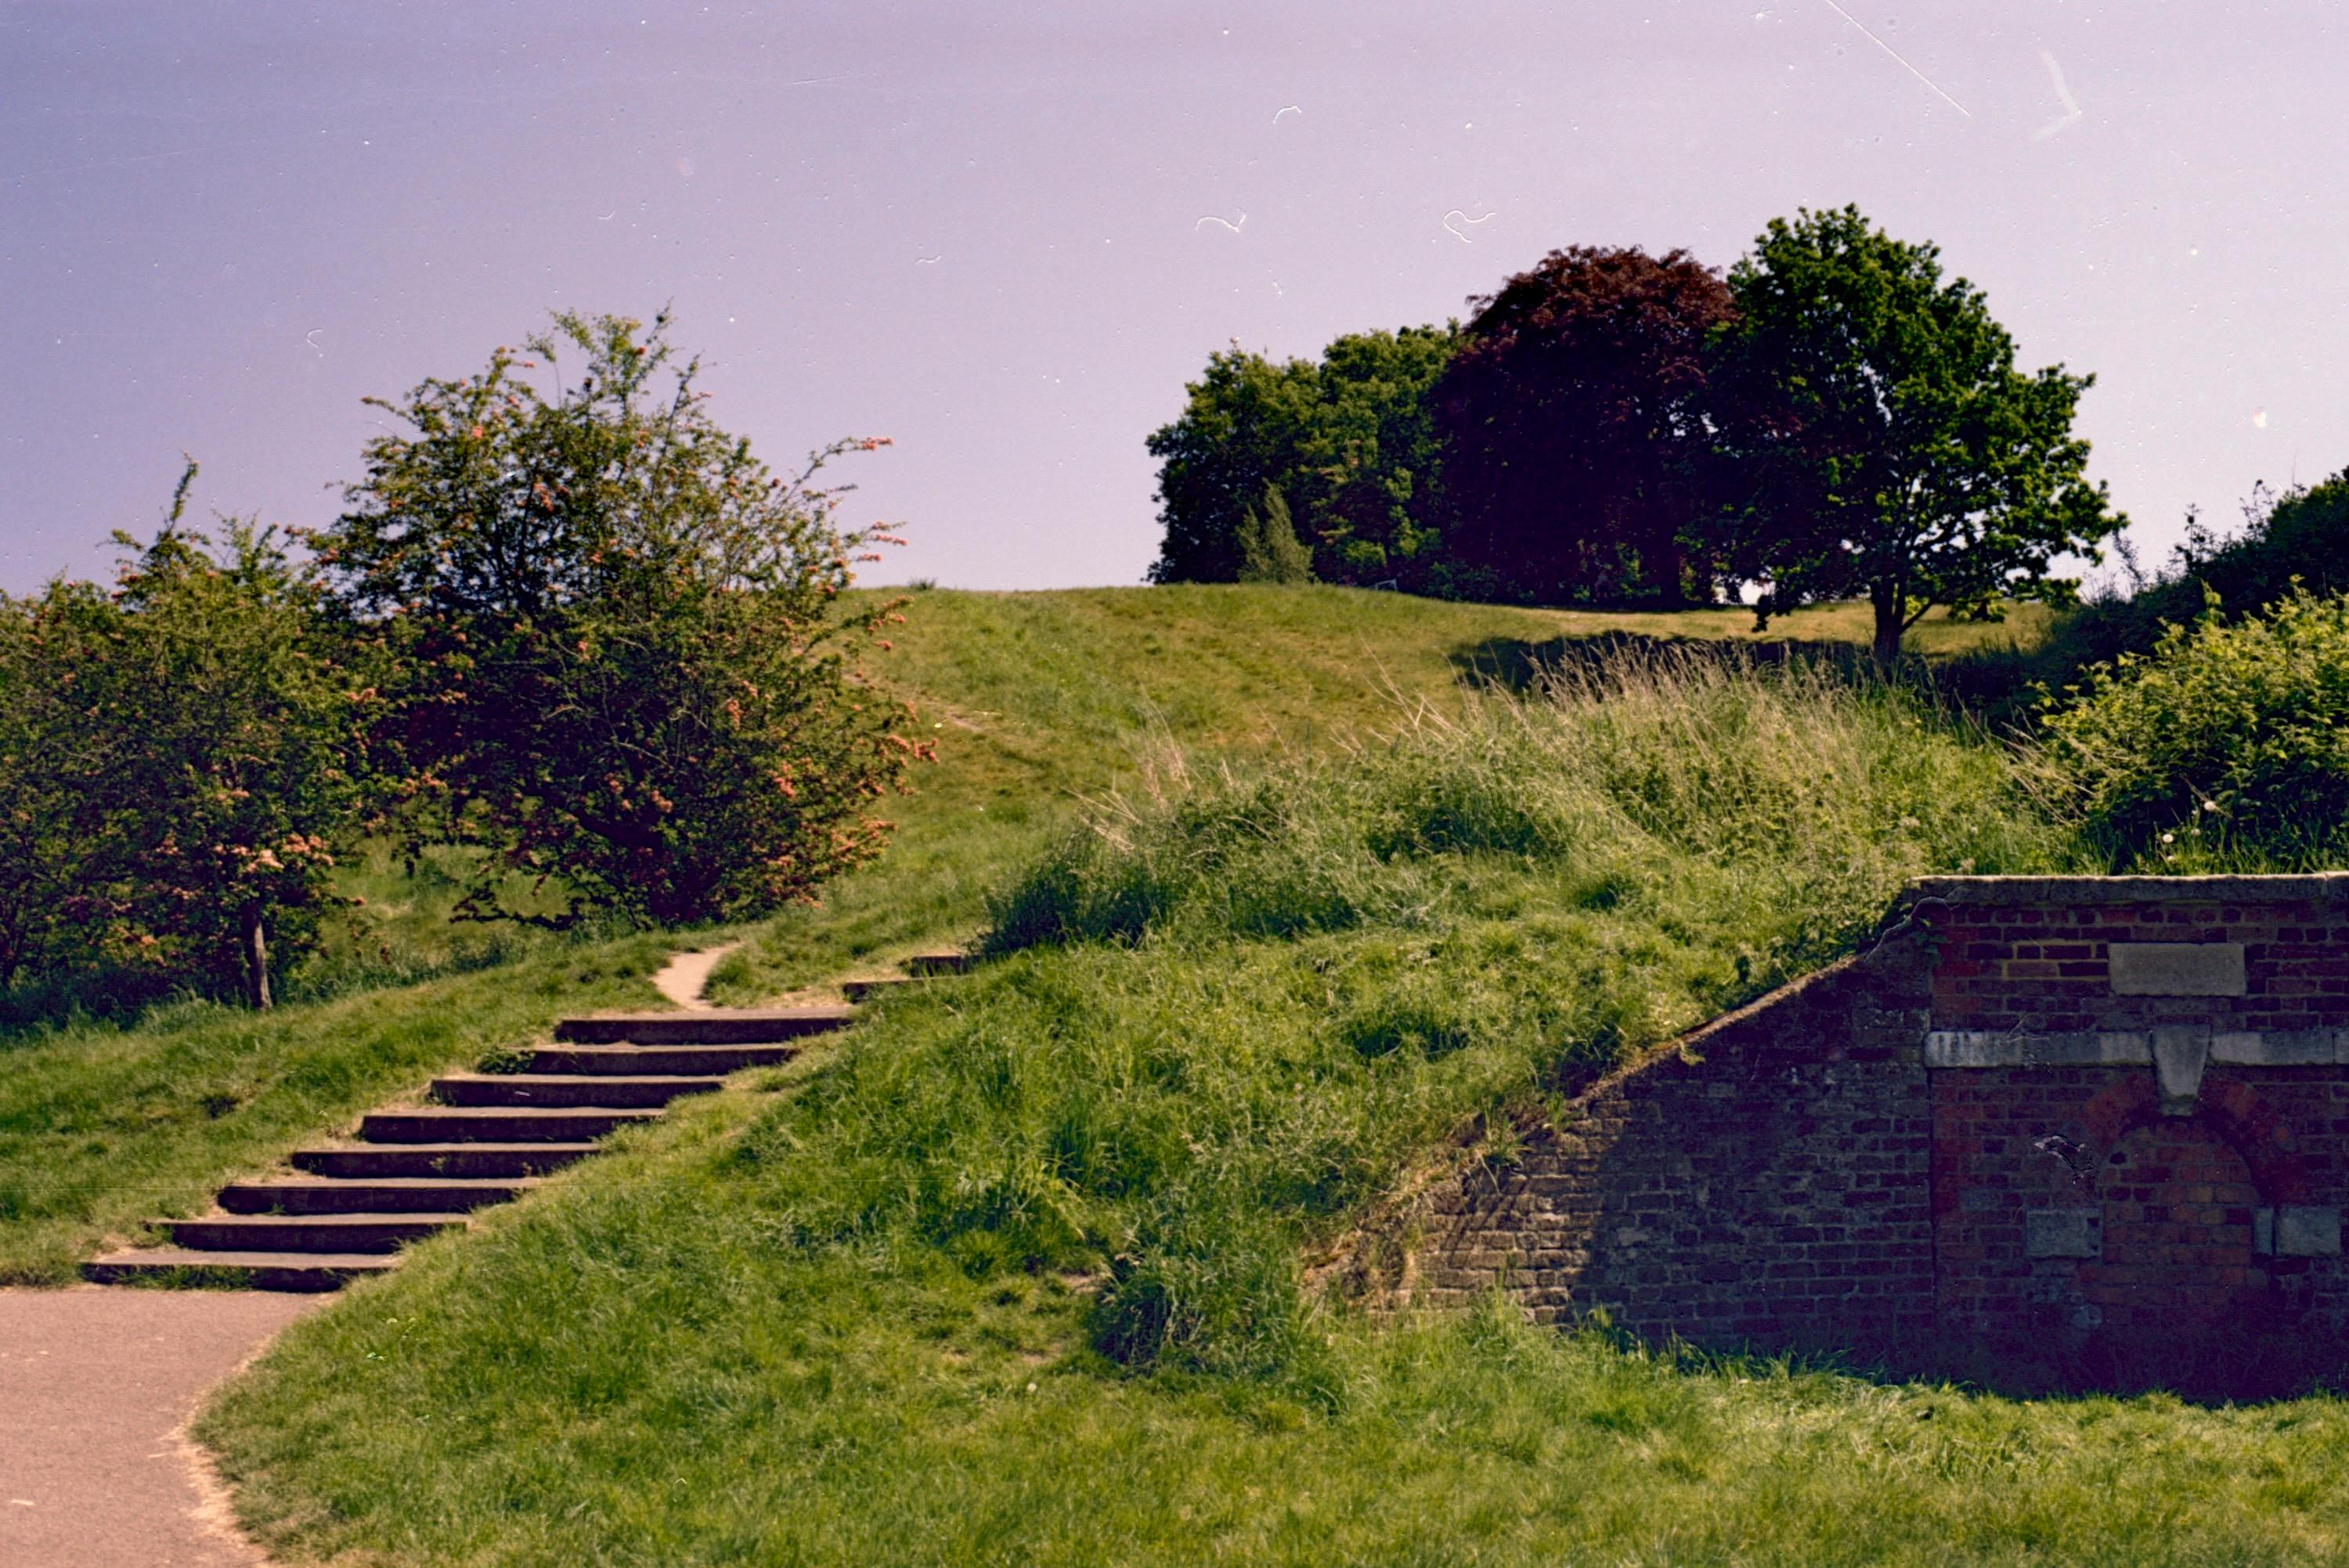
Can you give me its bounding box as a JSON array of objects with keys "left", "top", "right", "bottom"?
[
  {"left": 710, "top": 584, "right": 2051, "bottom": 1000},
  {"left": 192, "top": 598, "right": 2349, "bottom": 1568}
]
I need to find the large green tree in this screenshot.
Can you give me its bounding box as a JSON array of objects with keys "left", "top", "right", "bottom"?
[
  {"left": 1146, "top": 326, "right": 1456, "bottom": 589},
  {"left": 1435, "top": 246, "right": 1735, "bottom": 607},
  {"left": 1711, "top": 206, "right": 2121, "bottom": 662},
  {"left": 312, "top": 310, "right": 927, "bottom": 929}
]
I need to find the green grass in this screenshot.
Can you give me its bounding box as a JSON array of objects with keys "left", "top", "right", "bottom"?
[
  {"left": 0, "top": 932, "right": 674, "bottom": 1282},
  {"left": 204, "top": 648, "right": 2326, "bottom": 1568},
  {"left": 709, "top": 585, "right": 2055, "bottom": 1000},
  {"left": 47, "top": 583, "right": 2319, "bottom": 1565}
]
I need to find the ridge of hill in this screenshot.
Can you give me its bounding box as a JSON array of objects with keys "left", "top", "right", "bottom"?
[{"left": 706, "top": 584, "right": 2052, "bottom": 1003}]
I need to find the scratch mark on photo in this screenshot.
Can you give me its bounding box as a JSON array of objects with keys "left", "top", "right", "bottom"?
[
  {"left": 1442, "top": 208, "right": 1496, "bottom": 243},
  {"left": 1195, "top": 211, "right": 1247, "bottom": 234},
  {"left": 1817, "top": 0, "right": 1972, "bottom": 117},
  {"left": 2033, "top": 50, "right": 2083, "bottom": 139},
  {"left": 1272, "top": 105, "right": 1302, "bottom": 124}
]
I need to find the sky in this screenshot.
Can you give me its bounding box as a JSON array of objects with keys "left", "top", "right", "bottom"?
[{"left": 3, "top": 0, "right": 2344, "bottom": 595}]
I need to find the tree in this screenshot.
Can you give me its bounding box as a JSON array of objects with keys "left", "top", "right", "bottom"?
[
  {"left": 1235, "top": 485, "right": 1313, "bottom": 585},
  {"left": 1146, "top": 348, "right": 1322, "bottom": 584},
  {"left": 312, "top": 310, "right": 929, "bottom": 928},
  {"left": 0, "top": 467, "right": 373, "bottom": 1007},
  {"left": 1146, "top": 326, "right": 1456, "bottom": 589},
  {"left": 1434, "top": 246, "right": 1734, "bottom": 607},
  {"left": 0, "top": 585, "right": 115, "bottom": 990},
  {"left": 1711, "top": 206, "right": 2122, "bottom": 664}
]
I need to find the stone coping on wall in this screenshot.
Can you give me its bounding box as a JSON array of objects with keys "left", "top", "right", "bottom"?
[
  {"left": 1906, "top": 873, "right": 2349, "bottom": 907},
  {"left": 1926, "top": 1026, "right": 2348, "bottom": 1069}
]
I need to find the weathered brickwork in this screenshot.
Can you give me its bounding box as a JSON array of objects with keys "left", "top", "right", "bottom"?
[
  {"left": 1408, "top": 874, "right": 2349, "bottom": 1383},
  {"left": 1412, "top": 941, "right": 1940, "bottom": 1354}
]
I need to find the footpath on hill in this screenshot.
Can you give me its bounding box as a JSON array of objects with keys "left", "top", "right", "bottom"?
[
  {"left": 0, "top": 943, "right": 778, "bottom": 1568},
  {"left": 0, "top": 1286, "right": 322, "bottom": 1568}
]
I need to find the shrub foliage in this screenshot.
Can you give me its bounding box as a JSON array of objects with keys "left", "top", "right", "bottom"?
[
  {"left": 312, "top": 310, "right": 929, "bottom": 928},
  {"left": 0, "top": 471, "right": 372, "bottom": 1007},
  {"left": 2031, "top": 592, "right": 2349, "bottom": 869}
]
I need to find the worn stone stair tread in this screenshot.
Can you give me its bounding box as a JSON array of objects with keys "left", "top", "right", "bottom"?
[
  {"left": 170, "top": 1212, "right": 472, "bottom": 1253},
  {"left": 905, "top": 950, "right": 975, "bottom": 975},
  {"left": 218, "top": 1177, "right": 540, "bottom": 1213},
  {"left": 525, "top": 1044, "right": 800, "bottom": 1074},
  {"left": 431, "top": 1072, "right": 725, "bottom": 1108},
  {"left": 840, "top": 976, "right": 916, "bottom": 1000},
  {"left": 290, "top": 1142, "right": 601, "bottom": 1177},
  {"left": 83, "top": 1247, "right": 400, "bottom": 1289},
  {"left": 554, "top": 1007, "right": 855, "bottom": 1045},
  {"left": 359, "top": 1106, "right": 661, "bottom": 1143}
]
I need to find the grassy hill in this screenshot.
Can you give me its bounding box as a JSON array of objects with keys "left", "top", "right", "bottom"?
[
  {"left": 156, "top": 586, "right": 2349, "bottom": 1567},
  {"left": 708, "top": 585, "right": 2055, "bottom": 1001}
]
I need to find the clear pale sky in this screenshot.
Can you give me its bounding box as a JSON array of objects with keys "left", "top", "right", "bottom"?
[{"left": 3, "top": 1, "right": 2340, "bottom": 594}]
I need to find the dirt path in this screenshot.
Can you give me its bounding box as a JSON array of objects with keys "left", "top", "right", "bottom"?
[
  {"left": 0, "top": 1286, "right": 323, "bottom": 1567},
  {"left": 651, "top": 940, "right": 742, "bottom": 1011}
]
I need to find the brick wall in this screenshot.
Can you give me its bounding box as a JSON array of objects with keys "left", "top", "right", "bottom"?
[{"left": 1402, "top": 874, "right": 2349, "bottom": 1387}]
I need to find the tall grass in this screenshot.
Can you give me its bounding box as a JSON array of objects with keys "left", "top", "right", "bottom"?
[
  {"left": 995, "top": 648, "right": 2064, "bottom": 960},
  {"left": 735, "top": 654, "right": 2073, "bottom": 1382}
]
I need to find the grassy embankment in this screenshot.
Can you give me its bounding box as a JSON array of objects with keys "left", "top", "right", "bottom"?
[
  {"left": 705, "top": 584, "right": 2056, "bottom": 999},
  {"left": 192, "top": 593, "right": 2349, "bottom": 1567},
  {"left": 53, "top": 585, "right": 2344, "bottom": 1567},
  {"left": 9, "top": 586, "right": 2010, "bottom": 1283}
]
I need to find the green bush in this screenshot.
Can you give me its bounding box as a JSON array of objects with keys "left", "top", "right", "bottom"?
[
  {"left": 0, "top": 475, "right": 375, "bottom": 1011},
  {"left": 2030, "top": 592, "right": 2349, "bottom": 869},
  {"left": 312, "top": 310, "right": 929, "bottom": 928}
]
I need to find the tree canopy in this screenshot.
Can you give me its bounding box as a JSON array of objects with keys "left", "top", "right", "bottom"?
[
  {"left": 1711, "top": 205, "right": 2122, "bottom": 662},
  {"left": 1435, "top": 245, "right": 1734, "bottom": 607},
  {"left": 1146, "top": 326, "right": 1456, "bottom": 589},
  {"left": 0, "top": 469, "right": 372, "bottom": 1007},
  {"left": 312, "top": 310, "right": 928, "bottom": 928}
]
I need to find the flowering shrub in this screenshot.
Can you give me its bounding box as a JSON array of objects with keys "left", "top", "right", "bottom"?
[
  {"left": 0, "top": 470, "right": 375, "bottom": 1007},
  {"left": 312, "top": 311, "right": 929, "bottom": 927},
  {"left": 2030, "top": 591, "right": 2349, "bottom": 869}
]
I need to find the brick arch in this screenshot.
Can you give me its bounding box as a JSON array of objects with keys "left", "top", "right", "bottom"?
[{"left": 2078, "top": 1073, "right": 2311, "bottom": 1203}]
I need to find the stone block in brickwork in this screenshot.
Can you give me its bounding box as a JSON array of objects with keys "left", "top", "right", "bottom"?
[
  {"left": 2108, "top": 942, "right": 2246, "bottom": 996},
  {"left": 2279, "top": 1206, "right": 2342, "bottom": 1257},
  {"left": 2151, "top": 1024, "right": 2211, "bottom": 1111},
  {"left": 2210, "top": 1029, "right": 2344, "bottom": 1065},
  {"left": 2023, "top": 1209, "right": 2102, "bottom": 1258}
]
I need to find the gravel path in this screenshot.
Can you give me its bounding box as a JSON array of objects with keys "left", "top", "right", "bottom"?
[{"left": 0, "top": 1286, "right": 323, "bottom": 1567}]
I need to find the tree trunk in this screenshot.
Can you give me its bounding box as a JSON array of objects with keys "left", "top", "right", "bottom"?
[
  {"left": 241, "top": 901, "right": 272, "bottom": 1011},
  {"left": 1870, "top": 582, "right": 1905, "bottom": 668}
]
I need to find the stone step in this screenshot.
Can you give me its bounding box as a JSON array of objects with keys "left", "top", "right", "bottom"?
[
  {"left": 431, "top": 1073, "right": 722, "bottom": 1109},
  {"left": 291, "top": 1143, "right": 600, "bottom": 1178},
  {"left": 83, "top": 1247, "right": 399, "bottom": 1292},
  {"left": 554, "top": 1007, "right": 855, "bottom": 1046},
  {"left": 906, "top": 950, "right": 976, "bottom": 976},
  {"left": 167, "top": 1211, "right": 468, "bottom": 1255},
  {"left": 359, "top": 1107, "right": 659, "bottom": 1144},
  {"left": 521, "top": 1043, "right": 799, "bottom": 1076},
  {"left": 218, "top": 1177, "right": 539, "bottom": 1215}
]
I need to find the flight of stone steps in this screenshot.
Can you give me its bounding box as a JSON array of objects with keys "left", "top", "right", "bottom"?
[{"left": 81, "top": 952, "right": 969, "bottom": 1292}]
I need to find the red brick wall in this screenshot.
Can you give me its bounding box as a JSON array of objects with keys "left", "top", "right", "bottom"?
[
  {"left": 1409, "top": 940, "right": 1941, "bottom": 1355},
  {"left": 1406, "top": 875, "right": 2349, "bottom": 1386}
]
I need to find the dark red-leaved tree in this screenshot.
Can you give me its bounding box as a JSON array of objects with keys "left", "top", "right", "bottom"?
[{"left": 1434, "top": 246, "right": 1734, "bottom": 607}]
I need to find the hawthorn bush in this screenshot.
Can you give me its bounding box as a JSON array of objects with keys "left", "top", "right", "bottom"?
[
  {"left": 0, "top": 471, "right": 373, "bottom": 1009},
  {"left": 313, "top": 310, "right": 929, "bottom": 928}
]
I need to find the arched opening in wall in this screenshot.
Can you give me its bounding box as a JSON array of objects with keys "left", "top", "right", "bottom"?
[{"left": 2084, "top": 1118, "right": 2274, "bottom": 1330}]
